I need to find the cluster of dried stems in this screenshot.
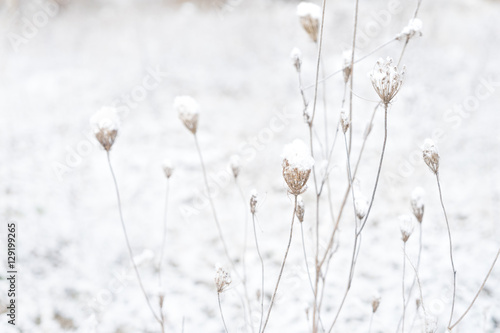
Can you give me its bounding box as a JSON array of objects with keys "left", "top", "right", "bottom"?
[{"left": 90, "top": 0, "right": 500, "bottom": 332}]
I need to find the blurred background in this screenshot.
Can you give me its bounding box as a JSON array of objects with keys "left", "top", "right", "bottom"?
[{"left": 0, "top": 0, "right": 499, "bottom": 332}]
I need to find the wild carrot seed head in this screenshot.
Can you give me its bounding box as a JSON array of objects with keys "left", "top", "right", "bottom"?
[
  {"left": 250, "top": 189, "right": 258, "bottom": 214},
  {"left": 411, "top": 187, "right": 425, "bottom": 223},
  {"left": 399, "top": 215, "right": 415, "bottom": 243},
  {"left": 370, "top": 57, "right": 406, "bottom": 105},
  {"left": 340, "top": 108, "right": 350, "bottom": 134},
  {"left": 296, "top": 2, "right": 321, "bottom": 43},
  {"left": 90, "top": 106, "right": 120, "bottom": 151},
  {"left": 290, "top": 47, "right": 302, "bottom": 73},
  {"left": 229, "top": 155, "right": 241, "bottom": 179},
  {"left": 175, "top": 95, "right": 200, "bottom": 135},
  {"left": 397, "top": 18, "right": 423, "bottom": 41},
  {"left": 422, "top": 139, "right": 440, "bottom": 174},
  {"left": 282, "top": 139, "right": 314, "bottom": 195},
  {"left": 162, "top": 159, "right": 174, "bottom": 179},
  {"left": 342, "top": 50, "right": 352, "bottom": 83},
  {"left": 215, "top": 266, "right": 231, "bottom": 293}
]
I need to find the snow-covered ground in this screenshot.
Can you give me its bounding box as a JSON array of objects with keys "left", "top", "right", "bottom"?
[{"left": 0, "top": 0, "right": 499, "bottom": 332}]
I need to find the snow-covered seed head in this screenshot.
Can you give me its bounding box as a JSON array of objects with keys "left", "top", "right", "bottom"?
[
  {"left": 372, "top": 296, "right": 381, "bottom": 313},
  {"left": 399, "top": 215, "right": 415, "bottom": 243},
  {"left": 175, "top": 95, "right": 200, "bottom": 135},
  {"left": 215, "top": 266, "right": 231, "bottom": 293},
  {"left": 297, "top": 2, "right": 321, "bottom": 43},
  {"left": 422, "top": 139, "right": 440, "bottom": 174},
  {"left": 354, "top": 195, "right": 369, "bottom": 221},
  {"left": 282, "top": 139, "right": 315, "bottom": 196},
  {"left": 90, "top": 106, "right": 120, "bottom": 151},
  {"left": 162, "top": 159, "right": 174, "bottom": 179},
  {"left": 250, "top": 189, "right": 258, "bottom": 214},
  {"left": 370, "top": 57, "right": 406, "bottom": 105},
  {"left": 340, "top": 108, "right": 350, "bottom": 134},
  {"left": 397, "top": 18, "right": 423, "bottom": 41},
  {"left": 342, "top": 50, "right": 352, "bottom": 83},
  {"left": 290, "top": 47, "right": 302, "bottom": 72},
  {"left": 229, "top": 155, "right": 241, "bottom": 179},
  {"left": 411, "top": 187, "right": 425, "bottom": 223},
  {"left": 296, "top": 195, "right": 305, "bottom": 223}
]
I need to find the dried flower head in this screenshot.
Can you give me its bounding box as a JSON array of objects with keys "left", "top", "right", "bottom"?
[
  {"left": 290, "top": 47, "right": 302, "bottom": 72},
  {"left": 297, "top": 2, "right": 321, "bottom": 43},
  {"left": 411, "top": 187, "right": 425, "bottom": 223},
  {"left": 282, "top": 139, "right": 315, "bottom": 195},
  {"left": 416, "top": 298, "right": 421, "bottom": 310},
  {"left": 250, "top": 189, "right": 258, "bottom": 214},
  {"left": 215, "top": 266, "right": 231, "bottom": 293},
  {"left": 397, "top": 18, "right": 423, "bottom": 41},
  {"left": 354, "top": 195, "right": 369, "bottom": 220},
  {"left": 296, "top": 195, "right": 305, "bottom": 222},
  {"left": 424, "top": 315, "right": 437, "bottom": 333},
  {"left": 162, "top": 159, "right": 174, "bottom": 179},
  {"left": 370, "top": 57, "right": 406, "bottom": 105},
  {"left": 340, "top": 108, "right": 350, "bottom": 133},
  {"left": 342, "top": 50, "right": 352, "bottom": 83},
  {"left": 229, "top": 155, "right": 241, "bottom": 179},
  {"left": 422, "top": 139, "right": 439, "bottom": 174},
  {"left": 372, "top": 296, "right": 381, "bottom": 313},
  {"left": 175, "top": 95, "right": 200, "bottom": 134},
  {"left": 90, "top": 106, "right": 120, "bottom": 151},
  {"left": 399, "top": 215, "right": 415, "bottom": 242}
]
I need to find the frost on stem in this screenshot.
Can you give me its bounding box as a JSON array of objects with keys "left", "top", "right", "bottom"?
[
  {"left": 369, "top": 57, "right": 406, "bottom": 105},
  {"left": 175, "top": 95, "right": 200, "bottom": 135},
  {"left": 250, "top": 189, "right": 258, "bottom": 214},
  {"left": 340, "top": 108, "right": 350, "bottom": 134},
  {"left": 422, "top": 139, "right": 440, "bottom": 174},
  {"left": 296, "top": 195, "right": 305, "bottom": 222},
  {"left": 290, "top": 47, "right": 302, "bottom": 73},
  {"left": 399, "top": 215, "right": 415, "bottom": 243},
  {"left": 397, "top": 18, "right": 423, "bottom": 41},
  {"left": 215, "top": 266, "right": 232, "bottom": 293},
  {"left": 229, "top": 155, "right": 241, "bottom": 179},
  {"left": 282, "top": 139, "right": 314, "bottom": 195},
  {"left": 90, "top": 106, "right": 120, "bottom": 151},
  {"left": 296, "top": 2, "right": 321, "bottom": 43},
  {"left": 162, "top": 159, "right": 174, "bottom": 179},
  {"left": 411, "top": 187, "right": 425, "bottom": 223}
]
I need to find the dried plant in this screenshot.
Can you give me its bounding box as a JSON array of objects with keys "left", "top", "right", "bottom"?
[
  {"left": 296, "top": 2, "right": 321, "bottom": 43},
  {"left": 370, "top": 57, "right": 406, "bottom": 106}
]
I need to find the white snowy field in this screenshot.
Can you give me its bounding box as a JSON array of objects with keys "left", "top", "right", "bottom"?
[{"left": 0, "top": 0, "right": 499, "bottom": 332}]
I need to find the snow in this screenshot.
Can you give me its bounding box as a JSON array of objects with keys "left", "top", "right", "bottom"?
[
  {"left": 296, "top": 2, "right": 321, "bottom": 20},
  {"left": 174, "top": 95, "right": 200, "bottom": 119},
  {"left": 398, "top": 18, "right": 423, "bottom": 40},
  {"left": 282, "top": 139, "right": 315, "bottom": 171},
  {"left": 89, "top": 106, "right": 120, "bottom": 133},
  {"left": 399, "top": 215, "right": 416, "bottom": 242}
]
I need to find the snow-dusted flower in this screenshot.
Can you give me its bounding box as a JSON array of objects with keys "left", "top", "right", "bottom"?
[
  {"left": 342, "top": 50, "right": 352, "bottom": 83},
  {"left": 290, "top": 47, "right": 302, "bottom": 72},
  {"left": 370, "top": 57, "right": 406, "bottom": 105},
  {"left": 397, "top": 18, "right": 423, "bottom": 41},
  {"left": 215, "top": 266, "right": 231, "bottom": 293},
  {"left": 411, "top": 187, "right": 425, "bottom": 223},
  {"left": 175, "top": 95, "right": 200, "bottom": 134},
  {"left": 399, "top": 215, "right": 415, "bottom": 242},
  {"left": 371, "top": 295, "right": 381, "bottom": 313},
  {"left": 296, "top": 195, "right": 305, "bottom": 222},
  {"left": 340, "top": 108, "right": 350, "bottom": 133},
  {"left": 282, "top": 139, "right": 315, "bottom": 195},
  {"left": 354, "top": 195, "right": 369, "bottom": 220},
  {"left": 90, "top": 106, "right": 120, "bottom": 151},
  {"left": 229, "top": 155, "right": 241, "bottom": 179},
  {"left": 162, "top": 159, "right": 174, "bottom": 179},
  {"left": 422, "top": 139, "right": 439, "bottom": 174},
  {"left": 297, "top": 2, "right": 321, "bottom": 43},
  {"left": 250, "top": 189, "right": 258, "bottom": 214}
]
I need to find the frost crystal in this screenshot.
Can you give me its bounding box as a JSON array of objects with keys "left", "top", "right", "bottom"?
[
  {"left": 175, "top": 95, "right": 200, "bottom": 134},
  {"left": 369, "top": 57, "right": 405, "bottom": 105},
  {"left": 411, "top": 187, "right": 425, "bottom": 222},
  {"left": 282, "top": 139, "right": 314, "bottom": 195},
  {"left": 297, "top": 2, "right": 321, "bottom": 42},
  {"left": 162, "top": 159, "right": 174, "bottom": 179},
  {"left": 290, "top": 47, "right": 302, "bottom": 72},
  {"left": 399, "top": 215, "right": 415, "bottom": 242},
  {"left": 397, "top": 18, "right": 423, "bottom": 41},
  {"left": 422, "top": 139, "right": 440, "bottom": 174},
  {"left": 90, "top": 106, "right": 120, "bottom": 151}
]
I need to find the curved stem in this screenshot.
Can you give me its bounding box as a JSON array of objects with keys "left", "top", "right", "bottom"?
[
  {"left": 218, "top": 292, "right": 230, "bottom": 333},
  {"left": 252, "top": 212, "right": 265, "bottom": 333},
  {"left": 106, "top": 152, "right": 161, "bottom": 324},
  {"left": 402, "top": 242, "right": 407, "bottom": 333},
  {"left": 158, "top": 179, "right": 170, "bottom": 286},
  {"left": 261, "top": 196, "right": 298, "bottom": 333}
]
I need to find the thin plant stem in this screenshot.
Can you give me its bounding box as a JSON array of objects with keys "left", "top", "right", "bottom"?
[
  {"left": 252, "top": 212, "right": 265, "bottom": 333},
  {"left": 309, "top": 0, "right": 327, "bottom": 125},
  {"left": 105, "top": 152, "right": 161, "bottom": 324},
  {"left": 193, "top": 134, "right": 239, "bottom": 279},
  {"left": 261, "top": 196, "right": 298, "bottom": 333},
  {"left": 158, "top": 179, "right": 170, "bottom": 286},
  {"left": 218, "top": 292, "right": 230, "bottom": 333},
  {"left": 348, "top": 0, "right": 360, "bottom": 154},
  {"left": 448, "top": 248, "right": 500, "bottom": 330},
  {"left": 435, "top": 172, "right": 457, "bottom": 328},
  {"left": 402, "top": 242, "right": 407, "bottom": 333},
  {"left": 368, "top": 312, "right": 374, "bottom": 333}
]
